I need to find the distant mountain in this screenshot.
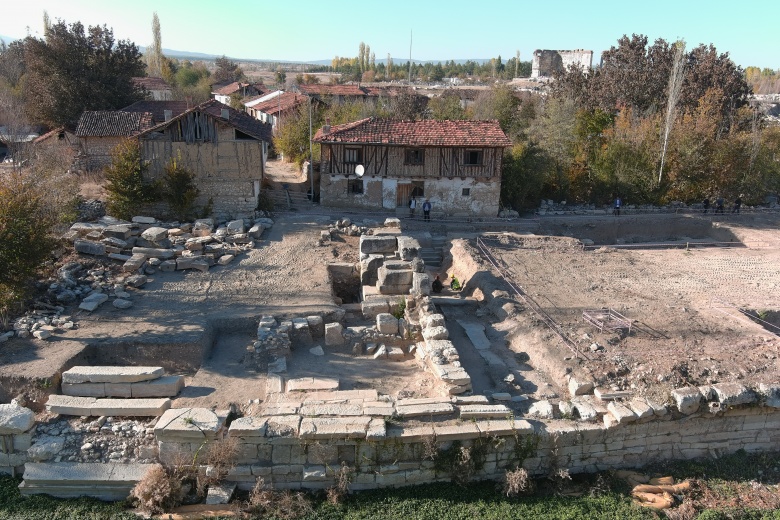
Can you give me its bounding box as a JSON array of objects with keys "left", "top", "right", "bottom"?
[
  {"left": 0, "top": 34, "right": 17, "bottom": 45},
  {"left": 307, "top": 58, "right": 492, "bottom": 66}
]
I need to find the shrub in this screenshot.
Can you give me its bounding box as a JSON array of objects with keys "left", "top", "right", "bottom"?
[
  {"left": 326, "top": 463, "right": 354, "bottom": 505},
  {"left": 159, "top": 156, "right": 200, "bottom": 221},
  {"left": 104, "top": 140, "right": 157, "bottom": 219},
  {"left": 503, "top": 467, "right": 534, "bottom": 497},
  {"left": 0, "top": 173, "right": 56, "bottom": 326},
  {"left": 247, "top": 478, "right": 313, "bottom": 519},
  {"left": 392, "top": 298, "right": 406, "bottom": 320},
  {"left": 129, "top": 464, "right": 182, "bottom": 515}
]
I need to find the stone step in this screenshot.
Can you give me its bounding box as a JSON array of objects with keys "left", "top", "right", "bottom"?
[
  {"left": 395, "top": 401, "right": 455, "bottom": 418},
  {"left": 46, "top": 395, "right": 171, "bottom": 417},
  {"left": 61, "top": 366, "right": 164, "bottom": 384},
  {"left": 286, "top": 377, "right": 339, "bottom": 392},
  {"left": 19, "top": 462, "right": 154, "bottom": 501},
  {"left": 62, "top": 375, "right": 185, "bottom": 398},
  {"left": 458, "top": 404, "right": 511, "bottom": 419}
]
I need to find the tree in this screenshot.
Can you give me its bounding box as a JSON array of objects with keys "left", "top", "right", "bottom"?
[
  {"left": 472, "top": 85, "right": 521, "bottom": 138},
  {"left": 104, "top": 139, "right": 157, "bottom": 219},
  {"left": 659, "top": 40, "right": 687, "bottom": 184},
  {"left": 428, "top": 95, "right": 467, "bottom": 121},
  {"left": 159, "top": 155, "right": 200, "bottom": 220},
  {"left": 213, "top": 55, "right": 244, "bottom": 84},
  {"left": 274, "top": 67, "right": 286, "bottom": 87},
  {"left": 0, "top": 172, "right": 56, "bottom": 324},
  {"left": 24, "top": 20, "right": 146, "bottom": 127},
  {"left": 145, "top": 12, "right": 164, "bottom": 78}
]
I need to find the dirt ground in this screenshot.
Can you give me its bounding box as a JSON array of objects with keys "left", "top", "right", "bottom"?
[
  {"left": 479, "top": 213, "right": 780, "bottom": 401},
  {"left": 4, "top": 209, "right": 780, "bottom": 411}
]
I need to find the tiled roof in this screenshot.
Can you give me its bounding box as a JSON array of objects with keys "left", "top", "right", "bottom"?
[
  {"left": 75, "top": 111, "right": 154, "bottom": 137},
  {"left": 121, "top": 101, "right": 190, "bottom": 124},
  {"left": 313, "top": 118, "right": 512, "bottom": 147},
  {"left": 297, "top": 84, "right": 368, "bottom": 97},
  {"left": 252, "top": 92, "right": 308, "bottom": 115},
  {"left": 132, "top": 77, "right": 172, "bottom": 91},
  {"left": 138, "top": 99, "right": 272, "bottom": 142},
  {"left": 212, "top": 81, "right": 242, "bottom": 96}
]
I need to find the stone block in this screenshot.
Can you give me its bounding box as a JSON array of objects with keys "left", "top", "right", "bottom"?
[
  {"left": 366, "top": 418, "right": 386, "bottom": 440},
  {"left": 103, "top": 383, "right": 132, "bottom": 398},
  {"left": 607, "top": 402, "right": 637, "bottom": 424},
  {"left": 568, "top": 376, "right": 594, "bottom": 397},
  {"left": 359, "top": 235, "right": 397, "bottom": 254},
  {"left": 376, "top": 313, "right": 399, "bottom": 335},
  {"left": 712, "top": 383, "right": 755, "bottom": 407},
  {"left": 91, "top": 398, "right": 171, "bottom": 417},
  {"left": 226, "top": 219, "right": 245, "bottom": 234},
  {"left": 141, "top": 227, "right": 169, "bottom": 243},
  {"left": 384, "top": 218, "right": 401, "bottom": 228},
  {"left": 324, "top": 322, "right": 344, "bottom": 346},
  {"left": 396, "top": 402, "right": 454, "bottom": 418},
  {"left": 360, "top": 254, "right": 385, "bottom": 285},
  {"left": 132, "top": 216, "right": 157, "bottom": 224},
  {"left": 412, "top": 272, "right": 430, "bottom": 295},
  {"left": 396, "top": 236, "right": 421, "bottom": 261},
  {"left": 63, "top": 366, "right": 164, "bottom": 384},
  {"left": 78, "top": 293, "right": 108, "bottom": 312},
  {"left": 130, "top": 375, "right": 185, "bottom": 398},
  {"left": 131, "top": 247, "right": 175, "bottom": 259},
  {"left": 628, "top": 399, "right": 654, "bottom": 420},
  {"left": 206, "top": 483, "right": 236, "bottom": 505},
  {"left": 361, "top": 300, "right": 389, "bottom": 319},
  {"left": 112, "top": 299, "right": 133, "bottom": 309},
  {"left": 74, "top": 239, "right": 105, "bottom": 256},
  {"left": 159, "top": 260, "right": 176, "bottom": 272},
  {"left": 377, "top": 265, "right": 413, "bottom": 286},
  {"left": 27, "top": 435, "right": 65, "bottom": 461},
  {"left": 672, "top": 387, "right": 702, "bottom": 415},
  {"left": 459, "top": 404, "right": 511, "bottom": 419},
  {"left": 103, "top": 224, "right": 132, "bottom": 240},
  {"left": 759, "top": 384, "right": 780, "bottom": 408},
  {"left": 0, "top": 403, "right": 34, "bottom": 434},
  {"left": 176, "top": 256, "right": 210, "bottom": 272},
  {"left": 155, "top": 408, "right": 223, "bottom": 441},
  {"left": 264, "top": 416, "right": 301, "bottom": 438},
  {"left": 299, "top": 417, "right": 372, "bottom": 439},
  {"left": 306, "top": 315, "right": 325, "bottom": 338},
  {"left": 286, "top": 377, "right": 339, "bottom": 392},
  {"left": 422, "top": 325, "right": 448, "bottom": 341},
  {"left": 528, "top": 400, "right": 555, "bottom": 419},
  {"left": 387, "top": 346, "right": 405, "bottom": 360}
]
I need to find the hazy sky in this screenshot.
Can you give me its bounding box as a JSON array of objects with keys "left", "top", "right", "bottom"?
[{"left": 2, "top": 0, "right": 778, "bottom": 69}]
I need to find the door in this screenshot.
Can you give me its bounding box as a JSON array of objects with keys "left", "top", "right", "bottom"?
[{"left": 397, "top": 182, "right": 412, "bottom": 207}]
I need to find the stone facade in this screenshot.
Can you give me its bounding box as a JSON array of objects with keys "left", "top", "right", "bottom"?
[{"left": 531, "top": 49, "right": 594, "bottom": 78}]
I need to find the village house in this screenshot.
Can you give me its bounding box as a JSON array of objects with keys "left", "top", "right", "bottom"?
[
  {"left": 131, "top": 77, "right": 173, "bottom": 100},
  {"left": 245, "top": 91, "right": 314, "bottom": 132},
  {"left": 212, "top": 82, "right": 267, "bottom": 105},
  {"left": 137, "top": 99, "right": 272, "bottom": 218},
  {"left": 74, "top": 111, "right": 153, "bottom": 171},
  {"left": 121, "top": 100, "right": 191, "bottom": 125},
  {"left": 312, "top": 118, "right": 511, "bottom": 216}
]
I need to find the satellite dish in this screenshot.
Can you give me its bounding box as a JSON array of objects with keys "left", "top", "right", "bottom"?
[{"left": 354, "top": 165, "right": 365, "bottom": 177}]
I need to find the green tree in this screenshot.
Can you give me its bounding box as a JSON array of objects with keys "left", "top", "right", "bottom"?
[
  {"left": 0, "top": 173, "right": 56, "bottom": 324},
  {"left": 104, "top": 140, "right": 157, "bottom": 219},
  {"left": 213, "top": 55, "right": 244, "bottom": 84},
  {"left": 159, "top": 156, "right": 200, "bottom": 220},
  {"left": 145, "top": 12, "right": 164, "bottom": 77},
  {"left": 500, "top": 142, "right": 549, "bottom": 210},
  {"left": 23, "top": 20, "right": 146, "bottom": 127},
  {"left": 472, "top": 85, "right": 521, "bottom": 138},
  {"left": 428, "top": 95, "right": 467, "bottom": 121}
]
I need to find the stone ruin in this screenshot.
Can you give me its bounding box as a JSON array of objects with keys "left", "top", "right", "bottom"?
[{"left": 531, "top": 49, "right": 593, "bottom": 78}]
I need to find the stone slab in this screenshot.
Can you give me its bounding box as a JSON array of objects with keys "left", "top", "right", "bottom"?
[
  {"left": 228, "top": 417, "right": 268, "bottom": 438},
  {"left": 20, "top": 462, "right": 154, "bottom": 501},
  {"left": 130, "top": 376, "right": 185, "bottom": 398},
  {"left": 62, "top": 366, "right": 164, "bottom": 384},
  {"left": 459, "top": 321, "right": 492, "bottom": 350},
  {"left": 155, "top": 408, "right": 222, "bottom": 440},
  {"left": 286, "top": 377, "right": 339, "bottom": 392},
  {"left": 91, "top": 398, "right": 171, "bottom": 417},
  {"left": 299, "top": 417, "right": 372, "bottom": 440},
  {"left": 395, "top": 402, "right": 455, "bottom": 418},
  {"left": 131, "top": 247, "right": 175, "bottom": 259},
  {"left": 458, "top": 404, "right": 511, "bottom": 419},
  {"left": 0, "top": 403, "right": 35, "bottom": 434}
]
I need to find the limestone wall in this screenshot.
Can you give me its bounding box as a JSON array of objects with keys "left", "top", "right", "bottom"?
[
  {"left": 156, "top": 404, "right": 780, "bottom": 491},
  {"left": 532, "top": 49, "right": 593, "bottom": 78}
]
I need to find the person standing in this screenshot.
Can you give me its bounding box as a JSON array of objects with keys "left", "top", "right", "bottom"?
[
  {"left": 422, "top": 198, "right": 432, "bottom": 221},
  {"left": 715, "top": 196, "right": 725, "bottom": 214},
  {"left": 702, "top": 197, "right": 710, "bottom": 214},
  {"left": 732, "top": 195, "right": 742, "bottom": 214},
  {"left": 408, "top": 196, "right": 416, "bottom": 218},
  {"left": 613, "top": 196, "right": 622, "bottom": 216}
]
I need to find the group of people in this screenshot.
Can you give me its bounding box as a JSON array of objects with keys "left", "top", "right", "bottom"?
[
  {"left": 702, "top": 196, "right": 742, "bottom": 214},
  {"left": 409, "top": 197, "right": 432, "bottom": 221}
]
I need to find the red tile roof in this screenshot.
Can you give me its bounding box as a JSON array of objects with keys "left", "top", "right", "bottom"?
[
  {"left": 75, "top": 111, "right": 154, "bottom": 137},
  {"left": 297, "top": 84, "right": 368, "bottom": 97},
  {"left": 132, "top": 77, "right": 172, "bottom": 91},
  {"left": 138, "top": 99, "right": 272, "bottom": 142},
  {"left": 252, "top": 92, "right": 308, "bottom": 115},
  {"left": 313, "top": 118, "right": 511, "bottom": 147},
  {"left": 121, "top": 100, "right": 191, "bottom": 124}
]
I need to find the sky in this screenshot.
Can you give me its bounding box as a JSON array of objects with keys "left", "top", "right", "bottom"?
[{"left": 2, "top": 0, "right": 778, "bottom": 70}]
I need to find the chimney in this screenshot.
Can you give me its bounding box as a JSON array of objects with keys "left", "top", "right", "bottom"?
[
  {"left": 322, "top": 117, "right": 331, "bottom": 134},
  {"left": 163, "top": 109, "right": 172, "bottom": 122},
  {"left": 221, "top": 108, "right": 230, "bottom": 120}
]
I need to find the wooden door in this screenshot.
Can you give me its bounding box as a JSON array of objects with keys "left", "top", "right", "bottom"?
[{"left": 396, "top": 183, "right": 412, "bottom": 207}]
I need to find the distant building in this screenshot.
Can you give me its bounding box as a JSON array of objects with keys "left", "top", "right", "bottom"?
[
  {"left": 132, "top": 77, "right": 173, "bottom": 100},
  {"left": 531, "top": 50, "right": 593, "bottom": 78}
]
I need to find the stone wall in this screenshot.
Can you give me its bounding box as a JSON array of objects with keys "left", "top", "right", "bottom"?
[
  {"left": 168, "top": 403, "right": 780, "bottom": 491},
  {"left": 532, "top": 49, "right": 593, "bottom": 78},
  {"left": 79, "top": 136, "right": 124, "bottom": 171},
  {"left": 320, "top": 175, "right": 501, "bottom": 216}
]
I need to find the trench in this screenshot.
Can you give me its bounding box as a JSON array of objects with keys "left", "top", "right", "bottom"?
[{"left": 328, "top": 262, "right": 361, "bottom": 304}]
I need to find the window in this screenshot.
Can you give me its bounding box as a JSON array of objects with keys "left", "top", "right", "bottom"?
[
  {"left": 345, "top": 147, "right": 362, "bottom": 164},
  {"left": 235, "top": 129, "right": 254, "bottom": 140},
  {"left": 405, "top": 148, "right": 425, "bottom": 165},
  {"left": 411, "top": 181, "right": 425, "bottom": 198},
  {"left": 463, "top": 149, "right": 483, "bottom": 166},
  {"left": 462, "top": 188, "right": 471, "bottom": 196},
  {"left": 348, "top": 179, "right": 364, "bottom": 194}
]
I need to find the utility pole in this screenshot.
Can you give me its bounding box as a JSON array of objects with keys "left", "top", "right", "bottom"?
[
  {"left": 309, "top": 95, "right": 314, "bottom": 202},
  {"left": 408, "top": 29, "right": 413, "bottom": 84}
]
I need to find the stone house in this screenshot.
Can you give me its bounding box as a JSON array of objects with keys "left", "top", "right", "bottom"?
[
  {"left": 313, "top": 118, "right": 511, "bottom": 216},
  {"left": 136, "top": 99, "right": 273, "bottom": 218},
  {"left": 74, "top": 111, "right": 153, "bottom": 171},
  {"left": 245, "top": 91, "right": 312, "bottom": 133},
  {"left": 212, "top": 82, "right": 267, "bottom": 105},
  {"left": 121, "top": 100, "right": 191, "bottom": 125}
]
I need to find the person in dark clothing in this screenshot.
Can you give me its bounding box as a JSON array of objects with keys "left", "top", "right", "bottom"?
[
  {"left": 431, "top": 274, "right": 443, "bottom": 293},
  {"left": 613, "top": 196, "right": 622, "bottom": 216},
  {"left": 732, "top": 196, "right": 742, "bottom": 214},
  {"left": 715, "top": 196, "right": 725, "bottom": 214},
  {"left": 422, "top": 199, "right": 432, "bottom": 221},
  {"left": 702, "top": 197, "right": 710, "bottom": 214}
]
